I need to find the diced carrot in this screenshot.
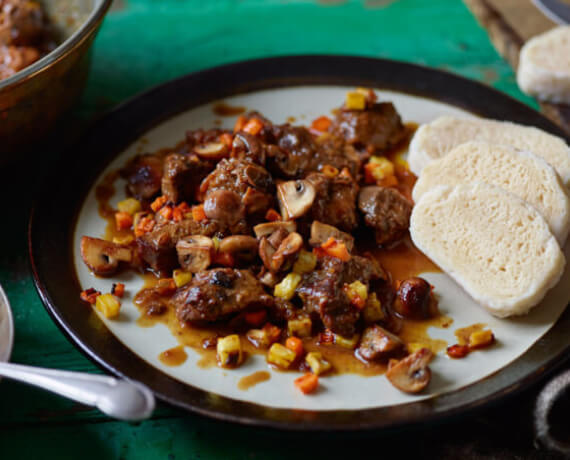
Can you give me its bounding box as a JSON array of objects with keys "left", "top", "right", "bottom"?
[
  {"left": 245, "top": 310, "right": 267, "bottom": 327},
  {"left": 134, "top": 216, "right": 155, "bottom": 237},
  {"left": 80, "top": 288, "right": 100, "bottom": 304},
  {"left": 310, "top": 116, "right": 331, "bottom": 133},
  {"left": 219, "top": 132, "right": 234, "bottom": 147},
  {"left": 294, "top": 373, "right": 319, "bottom": 394},
  {"left": 233, "top": 115, "right": 248, "bottom": 133},
  {"left": 150, "top": 196, "right": 167, "bottom": 212},
  {"left": 321, "top": 165, "right": 339, "bottom": 178},
  {"left": 320, "top": 237, "right": 350, "bottom": 261},
  {"left": 191, "top": 204, "right": 207, "bottom": 222},
  {"left": 242, "top": 118, "right": 264, "bottom": 136},
  {"left": 156, "top": 278, "right": 176, "bottom": 296},
  {"left": 265, "top": 208, "right": 281, "bottom": 222},
  {"left": 213, "top": 251, "right": 235, "bottom": 267},
  {"left": 158, "top": 205, "right": 173, "bottom": 221},
  {"left": 285, "top": 336, "right": 304, "bottom": 356},
  {"left": 447, "top": 344, "right": 470, "bottom": 359},
  {"left": 262, "top": 323, "right": 282, "bottom": 344},
  {"left": 111, "top": 283, "right": 125, "bottom": 298},
  {"left": 172, "top": 202, "right": 191, "bottom": 222},
  {"left": 115, "top": 211, "right": 133, "bottom": 230},
  {"left": 364, "top": 163, "right": 378, "bottom": 184}
]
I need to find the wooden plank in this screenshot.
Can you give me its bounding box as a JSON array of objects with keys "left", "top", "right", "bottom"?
[{"left": 463, "top": 0, "right": 570, "bottom": 134}]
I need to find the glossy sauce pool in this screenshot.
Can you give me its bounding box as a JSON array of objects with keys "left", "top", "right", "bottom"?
[{"left": 96, "top": 120, "right": 451, "bottom": 380}]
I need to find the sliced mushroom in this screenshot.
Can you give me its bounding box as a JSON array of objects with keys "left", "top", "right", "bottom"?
[
  {"left": 242, "top": 187, "right": 273, "bottom": 215},
  {"left": 385, "top": 348, "right": 434, "bottom": 394},
  {"left": 244, "top": 163, "right": 272, "bottom": 189},
  {"left": 356, "top": 325, "right": 403, "bottom": 361},
  {"left": 259, "top": 270, "right": 279, "bottom": 287},
  {"left": 258, "top": 237, "right": 276, "bottom": 271},
  {"left": 277, "top": 179, "right": 316, "bottom": 220},
  {"left": 267, "top": 227, "right": 289, "bottom": 249},
  {"left": 80, "top": 236, "right": 132, "bottom": 276},
  {"left": 218, "top": 235, "right": 258, "bottom": 263},
  {"left": 193, "top": 142, "right": 228, "bottom": 160},
  {"left": 309, "top": 221, "right": 354, "bottom": 251},
  {"left": 176, "top": 235, "right": 213, "bottom": 272},
  {"left": 271, "top": 232, "right": 303, "bottom": 272},
  {"left": 253, "top": 221, "right": 297, "bottom": 238}
]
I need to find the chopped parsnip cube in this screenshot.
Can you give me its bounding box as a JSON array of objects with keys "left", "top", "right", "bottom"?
[
  {"left": 95, "top": 293, "right": 121, "bottom": 319},
  {"left": 469, "top": 329, "right": 494, "bottom": 349},
  {"left": 173, "top": 269, "right": 192, "bottom": 288},
  {"left": 305, "top": 352, "right": 331, "bottom": 376},
  {"left": 368, "top": 157, "right": 395, "bottom": 180},
  {"left": 345, "top": 91, "right": 366, "bottom": 110},
  {"left": 334, "top": 333, "right": 360, "bottom": 349},
  {"left": 293, "top": 250, "right": 317, "bottom": 274},
  {"left": 117, "top": 198, "right": 142, "bottom": 215},
  {"left": 345, "top": 280, "right": 368, "bottom": 306},
  {"left": 267, "top": 343, "right": 297, "bottom": 368},
  {"left": 287, "top": 316, "right": 312, "bottom": 338},
  {"left": 363, "top": 292, "right": 384, "bottom": 323},
  {"left": 274, "top": 273, "right": 302, "bottom": 300},
  {"left": 217, "top": 334, "right": 243, "bottom": 368}
]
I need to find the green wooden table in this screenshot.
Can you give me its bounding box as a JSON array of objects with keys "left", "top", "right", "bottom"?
[{"left": 1, "top": 1, "right": 565, "bottom": 458}]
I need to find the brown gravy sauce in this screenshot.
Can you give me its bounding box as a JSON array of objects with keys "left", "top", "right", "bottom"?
[
  {"left": 96, "top": 119, "right": 452, "bottom": 378},
  {"left": 212, "top": 102, "right": 246, "bottom": 116},
  {"left": 238, "top": 371, "right": 271, "bottom": 390}
]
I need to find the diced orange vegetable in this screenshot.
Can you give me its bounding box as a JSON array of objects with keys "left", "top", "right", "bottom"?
[
  {"left": 294, "top": 373, "right": 319, "bottom": 394},
  {"left": 134, "top": 216, "right": 156, "bottom": 237},
  {"left": 285, "top": 337, "right": 304, "bottom": 356},
  {"left": 158, "top": 205, "right": 173, "bottom": 221},
  {"left": 191, "top": 204, "right": 207, "bottom": 222},
  {"left": 447, "top": 344, "right": 470, "bottom": 359},
  {"left": 242, "top": 117, "right": 264, "bottom": 135},
  {"left": 80, "top": 288, "right": 100, "bottom": 304},
  {"left": 172, "top": 202, "right": 191, "bottom": 222},
  {"left": 245, "top": 310, "right": 267, "bottom": 327},
  {"left": 115, "top": 211, "right": 133, "bottom": 230},
  {"left": 213, "top": 251, "right": 235, "bottom": 267},
  {"left": 156, "top": 278, "right": 176, "bottom": 296},
  {"left": 150, "top": 196, "right": 167, "bottom": 212},
  {"left": 233, "top": 115, "right": 248, "bottom": 133},
  {"left": 319, "top": 237, "right": 350, "bottom": 261},
  {"left": 219, "top": 132, "right": 233, "bottom": 147},
  {"left": 321, "top": 165, "right": 339, "bottom": 178},
  {"left": 265, "top": 208, "right": 281, "bottom": 222},
  {"left": 111, "top": 283, "right": 125, "bottom": 298},
  {"left": 310, "top": 116, "right": 331, "bottom": 133},
  {"left": 262, "top": 323, "right": 282, "bottom": 344}
]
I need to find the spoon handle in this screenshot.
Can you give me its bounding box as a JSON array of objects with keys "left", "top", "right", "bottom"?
[{"left": 0, "top": 362, "right": 155, "bottom": 421}]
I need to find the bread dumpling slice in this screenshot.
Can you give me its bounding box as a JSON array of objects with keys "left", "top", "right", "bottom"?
[
  {"left": 517, "top": 26, "right": 570, "bottom": 105},
  {"left": 408, "top": 116, "right": 570, "bottom": 188},
  {"left": 412, "top": 141, "right": 570, "bottom": 245},
  {"left": 410, "top": 183, "right": 565, "bottom": 318}
]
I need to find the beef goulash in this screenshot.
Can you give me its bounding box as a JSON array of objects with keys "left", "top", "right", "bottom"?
[{"left": 79, "top": 89, "right": 503, "bottom": 396}]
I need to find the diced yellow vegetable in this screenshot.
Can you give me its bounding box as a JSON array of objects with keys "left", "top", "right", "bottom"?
[
  {"left": 393, "top": 153, "right": 409, "bottom": 169},
  {"left": 362, "top": 292, "right": 384, "bottom": 323},
  {"left": 305, "top": 352, "right": 332, "bottom": 376},
  {"left": 246, "top": 329, "right": 270, "bottom": 349},
  {"left": 293, "top": 250, "right": 317, "bottom": 274},
  {"left": 217, "top": 334, "right": 243, "bottom": 368},
  {"left": 469, "top": 329, "right": 494, "bottom": 348},
  {"left": 112, "top": 234, "right": 134, "bottom": 245},
  {"left": 212, "top": 236, "right": 221, "bottom": 252},
  {"left": 368, "top": 157, "right": 395, "bottom": 181},
  {"left": 173, "top": 269, "right": 192, "bottom": 288},
  {"left": 345, "top": 280, "right": 368, "bottom": 303},
  {"left": 356, "top": 87, "right": 372, "bottom": 97},
  {"left": 407, "top": 342, "right": 429, "bottom": 354},
  {"left": 334, "top": 333, "right": 360, "bottom": 349},
  {"left": 117, "top": 198, "right": 142, "bottom": 215},
  {"left": 95, "top": 293, "right": 121, "bottom": 319},
  {"left": 274, "top": 273, "right": 302, "bottom": 300},
  {"left": 345, "top": 91, "right": 366, "bottom": 110},
  {"left": 267, "top": 343, "right": 297, "bottom": 368},
  {"left": 287, "top": 316, "right": 312, "bottom": 338}
]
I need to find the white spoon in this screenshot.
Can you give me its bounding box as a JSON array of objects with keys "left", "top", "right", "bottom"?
[{"left": 0, "top": 284, "right": 155, "bottom": 421}]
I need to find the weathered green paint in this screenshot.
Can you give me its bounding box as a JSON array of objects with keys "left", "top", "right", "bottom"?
[{"left": 0, "top": 0, "right": 543, "bottom": 458}]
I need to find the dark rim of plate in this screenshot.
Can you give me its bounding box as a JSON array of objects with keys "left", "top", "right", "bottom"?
[{"left": 28, "top": 55, "right": 570, "bottom": 432}]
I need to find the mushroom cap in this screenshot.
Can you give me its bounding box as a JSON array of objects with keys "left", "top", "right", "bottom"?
[
  {"left": 385, "top": 347, "right": 434, "bottom": 394},
  {"left": 277, "top": 179, "right": 316, "bottom": 220}
]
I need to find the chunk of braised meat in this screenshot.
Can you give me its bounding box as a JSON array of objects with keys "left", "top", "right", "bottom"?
[
  {"left": 309, "top": 221, "right": 354, "bottom": 251},
  {"left": 265, "top": 124, "right": 317, "bottom": 178},
  {"left": 329, "top": 102, "right": 406, "bottom": 153},
  {"left": 305, "top": 172, "right": 359, "bottom": 232},
  {"left": 161, "top": 153, "right": 214, "bottom": 203},
  {"left": 121, "top": 153, "right": 164, "bottom": 201},
  {"left": 297, "top": 255, "right": 385, "bottom": 337},
  {"left": 357, "top": 325, "right": 403, "bottom": 361},
  {"left": 185, "top": 128, "right": 231, "bottom": 151},
  {"left": 199, "top": 158, "right": 274, "bottom": 231},
  {"left": 0, "top": 0, "right": 45, "bottom": 46},
  {"left": 358, "top": 185, "right": 412, "bottom": 245},
  {"left": 231, "top": 132, "right": 277, "bottom": 165},
  {"left": 137, "top": 218, "right": 222, "bottom": 275},
  {"left": 174, "top": 268, "right": 274, "bottom": 323},
  {"left": 313, "top": 134, "right": 361, "bottom": 178}
]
